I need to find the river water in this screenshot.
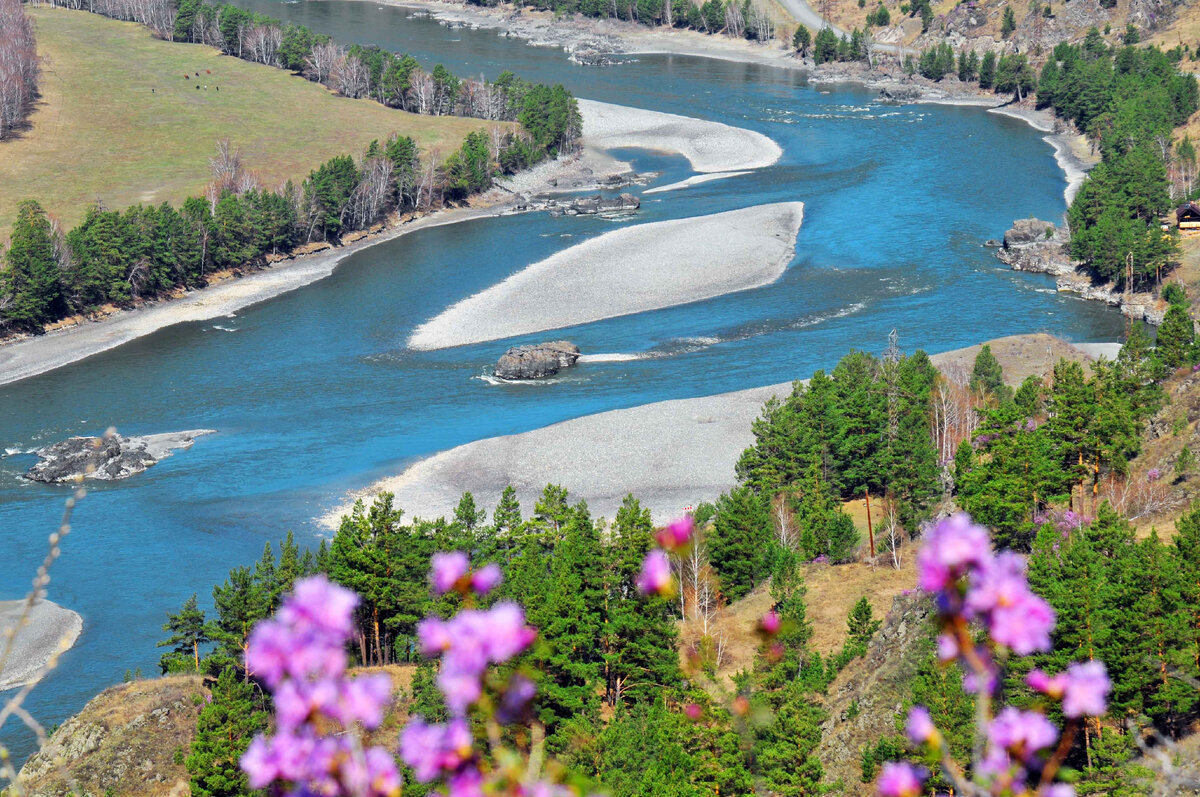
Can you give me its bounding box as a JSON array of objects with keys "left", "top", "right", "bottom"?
[{"left": 0, "top": 1, "right": 1124, "bottom": 760}]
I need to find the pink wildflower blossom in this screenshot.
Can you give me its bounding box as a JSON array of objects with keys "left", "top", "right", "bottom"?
[
  {"left": 877, "top": 761, "right": 925, "bottom": 797},
  {"left": 656, "top": 515, "right": 695, "bottom": 551},
  {"left": 430, "top": 551, "right": 470, "bottom": 594},
  {"left": 637, "top": 549, "right": 673, "bottom": 596}
]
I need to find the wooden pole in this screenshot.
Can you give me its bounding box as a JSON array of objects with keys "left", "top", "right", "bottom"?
[{"left": 865, "top": 489, "right": 875, "bottom": 558}]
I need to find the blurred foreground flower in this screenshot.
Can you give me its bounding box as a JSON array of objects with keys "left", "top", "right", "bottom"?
[
  {"left": 883, "top": 513, "right": 1110, "bottom": 797},
  {"left": 241, "top": 576, "right": 399, "bottom": 796}
]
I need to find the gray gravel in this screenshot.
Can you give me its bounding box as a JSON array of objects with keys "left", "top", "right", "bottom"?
[
  {"left": 322, "top": 381, "right": 793, "bottom": 527},
  {"left": 578, "top": 98, "right": 782, "bottom": 173},
  {"left": 0, "top": 599, "right": 83, "bottom": 691},
  {"left": 408, "top": 202, "right": 804, "bottom": 350}
]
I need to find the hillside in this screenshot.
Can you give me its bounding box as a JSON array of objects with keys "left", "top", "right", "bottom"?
[
  {"left": 0, "top": 7, "right": 500, "bottom": 238},
  {"left": 13, "top": 666, "right": 418, "bottom": 796},
  {"left": 796, "top": 0, "right": 1189, "bottom": 53}
]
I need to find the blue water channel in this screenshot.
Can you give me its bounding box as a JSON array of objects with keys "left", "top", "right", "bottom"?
[{"left": 1, "top": 2, "right": 1125, "bottom": 759}]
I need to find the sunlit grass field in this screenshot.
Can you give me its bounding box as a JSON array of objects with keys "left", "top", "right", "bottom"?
[{"left": 0, "top": 7, "right": 502, "bottom": 238}]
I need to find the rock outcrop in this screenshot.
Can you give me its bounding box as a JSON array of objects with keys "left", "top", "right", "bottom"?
[
  {"left": 817, "top": 592, "right": 934, "bottom": 794},
  {"left": 994, "top": 218, "right": 1166, "bottom": 325},
  {"left": 510, "top": 192, "right": 641, "bottom": 218},
  {"left": 16, "top": 676, "right": 205, "bottom": 797},
  {"left": 24, "top": 429, "right": 215, "bottom": 483},
  {"left": 494, "top": 342, "right": 581, "bottom": 380},
  {"left": 995, "top": 217, "right": 1074, "bottom": 276}
]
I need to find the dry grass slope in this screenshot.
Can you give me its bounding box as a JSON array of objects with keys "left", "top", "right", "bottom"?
[{"left": 0, "top": 7, "right": 500, "bottom": 238}]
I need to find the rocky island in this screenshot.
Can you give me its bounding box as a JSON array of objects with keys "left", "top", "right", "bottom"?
[
  {"left": 24, "top": 430, "right": 216, "bottom": 484},
  {"left": 494, "top": 341, "right": 581, "bottom": 379}
]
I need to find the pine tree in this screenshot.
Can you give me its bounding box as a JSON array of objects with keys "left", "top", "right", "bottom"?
[
  {"left": 846, "top": 597, "right": 882, "bottom": 651},
  {"left": 906, "top": 624, "right": 974, "bottom": 791},
  {"left": 1156, "top": 303, "right": 1195, "bottom": 368},
  {"left": 275, "top": 530, "right": 303, "bottom": 604},
  {"left": 185, "top": 667, "right": 267, "bottom": 797},
  {"left": 709, "top": 486, "right": 771, "bottom": 599},
  {"left": 750, "top": 555, "right": 824, "bottom": 794},
  {"left": 1001, "top": 5, "right": 1017, "bottom": 37},
  {"left": 605, "top": 496, "right": 681, "bottom": 709},
  {"left": 453, "top": 491, "right": 486, "bottom": 534},
  {"left": 792, "top": 24, "right": 811, "bottom": 56},
  {"left": 2, "top": 200, "right": 61, "bottom": 330},
  {"left": 969, "top": 343, "right": 1011, "bottom": 402},
  {"left": 327, "top": 493, "right": 431, "bottom": 665},
  {"left": 532, "top": 503, "right": 605, "bottom": 734},
  {"left": 158, "top": 594, "right": 210, "bottom": 673},
  {"left": 794, "top": 465, "right": 859, "bottom": 562},
  {"left": 1173, "top": 504, "right": 1200, "bottom": 683},
  {"left": 208, "top": 565, "right": 269, "bottom": 672},
  {"left": 493, "top": 485, "right": 523, "bottom": 540},
  {"left": 532, "top": 483, "right": 572, "bottom": 539}
]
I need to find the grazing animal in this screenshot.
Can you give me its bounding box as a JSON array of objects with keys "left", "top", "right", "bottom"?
[
  {"left": 215, "top": 86, "right": 219, "bottom": 91},
  {"left": 206, "top": 69, "right": 211, "bottom": 74},
  {"left": 196, "top": 85, "right": 200, "bottom": 89}
]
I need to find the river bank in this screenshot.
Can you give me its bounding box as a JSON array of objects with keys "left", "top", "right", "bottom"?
[
  {"left": 0, "top": 105, "right": 667, "bottom": 386},
  {"left": 389, "top": 0, "right": 1096, "bottom": 206},
  {"left": 321, "top": 334, "right": 1122, "bottom": 527}
]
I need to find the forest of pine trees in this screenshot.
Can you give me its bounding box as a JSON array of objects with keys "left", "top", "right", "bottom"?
[{"left": 160, "top": 328, "right": 1200, "bottom": 794}]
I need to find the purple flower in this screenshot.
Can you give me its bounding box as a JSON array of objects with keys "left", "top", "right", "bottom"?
[
  {"left": 470, "top": 563, "right": 503, "bottom": 595},
  {"left": 917, "top": 513, "right": 990, "bottom": 592},
  {"left": 239, "top": 577, "right": 406, "bottom": 797},
  {"left": 905, "top": 706, "right": 937, "bottom": 746},
  {"left": 1061, "top": 661, "right": 1110, "bottom": 717},
  {"left": 417, "top": 617, "right": 453, "bottom": 656},
  {"left": 759, "top": 610, "right": 781, "bottom": 636},
  {"left": 988, "top": 590, "right": 1055, "bottom": 655},
  {"left": 637, "top": 549, "right": 673, "bottom": 596},
  {"left": 400, "top": 716, "right": 473, "bottom": 782},
  {"left": 1148, "top": 468, "right": 1162, "bottom": 483},
  {"left": 936, "top": 633, "right": 958, "bottom": 662},
  {"left": 361, "top": 747, "right": 402, "bottom": 795},
  {"left": 877, "top": 761, "right": 924, "bottom": 797},
  {"left": 430, "top": 551, "right": 470, "bottom": 594},
  {"left": 446, "top": 766, "right": 485, "bottom": 797},
  {"left": 333, "top": 673, "right": 392, "bottom": 729},
  {"left": 277, "top": 577, "right": 358, "bottom": 638},
  {"left": 989, "top": 707, "right": 1058, "bottom": 761},
  {"left": 418, "top": 603, "right": 536, "bottom": 715},
  {"left": 496, "top": 674, "right": 537, "bottom": 724},
  {"left": 965, "top": 552, "right": 1055, "bottom": 655},
  {"left": 1041, "top": 785, "right": 1076, "bottom": 797},
  {"left": 655, "top": 516, "right": 694, "bottom": 551}
]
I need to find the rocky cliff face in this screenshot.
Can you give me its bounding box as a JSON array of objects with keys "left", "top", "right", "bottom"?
[
  {"left": 16, "top": 676, "right": 205, "bottom": 797},
  {"left": 817, "top": 592, "right": 933, "bottom": 794},
  {"left": 494, "top": 341, "right": 581, "bottom": 380}
]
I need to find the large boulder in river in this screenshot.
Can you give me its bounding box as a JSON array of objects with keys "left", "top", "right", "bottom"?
[
  {"left": 24, "top": 430, "right": 215, "bottom": 483},
  {"left": 494, "top": 342, "right": 581, "bottom": 380}
]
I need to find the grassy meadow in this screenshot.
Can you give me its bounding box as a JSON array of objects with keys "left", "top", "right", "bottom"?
[{"left": 0, "top": 7, "right": 504, "bottom": 238}]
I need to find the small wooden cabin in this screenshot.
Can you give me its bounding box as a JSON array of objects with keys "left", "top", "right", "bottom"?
[{"left": 1177, "top": 202, "right": 1200, "bottom": 231}]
